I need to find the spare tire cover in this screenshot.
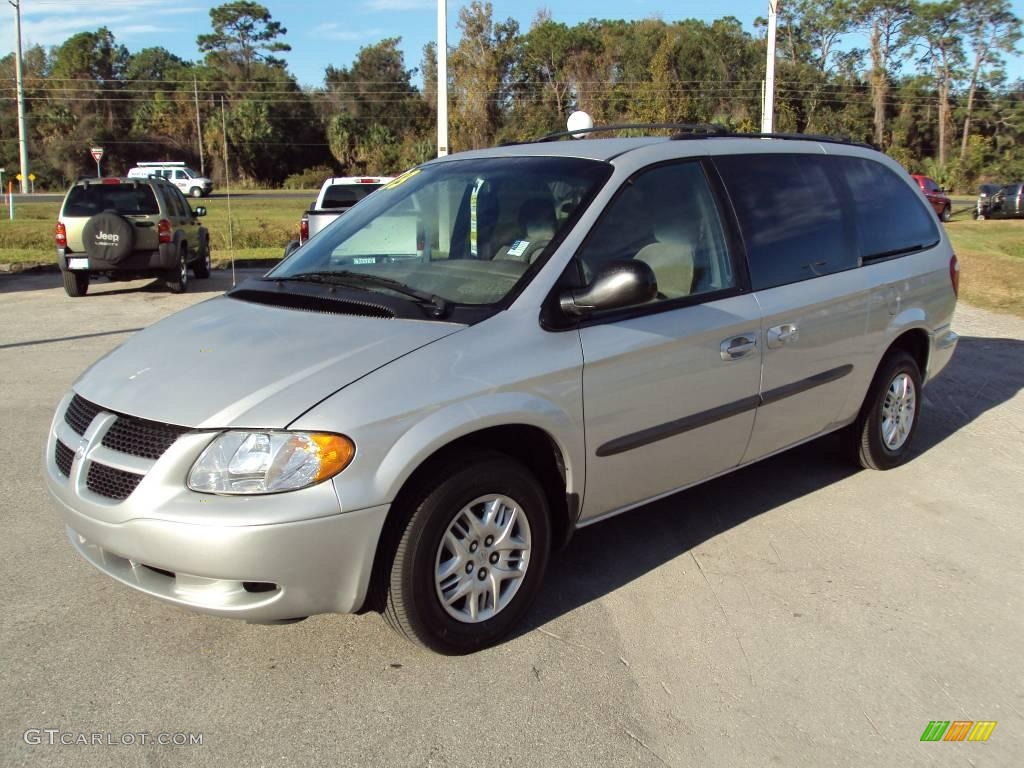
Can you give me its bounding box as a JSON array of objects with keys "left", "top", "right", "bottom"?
[{"left": 83, "top": 211, "right": 136, "bottom": 262}]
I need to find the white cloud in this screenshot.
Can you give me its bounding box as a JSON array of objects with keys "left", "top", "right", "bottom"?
[
  {"left": 2, "top": 5, "right": 198, "bottom": 52},
  {"left": 362, "top": 0, "right": 434, "bottom": 12},
  {"left": 312, "top": 23, "right": 388, "bottom": 42}
]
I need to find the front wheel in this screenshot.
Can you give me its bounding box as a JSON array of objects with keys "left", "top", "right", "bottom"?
[
  {"left": 384, "top": 454, "right": 551, "bottom": 654},
  {"left": 192, "top": 241, "right": 211, "bottom": 278},
  {"left": 846, "top": 351, "right": 923, "bottom": 470}
]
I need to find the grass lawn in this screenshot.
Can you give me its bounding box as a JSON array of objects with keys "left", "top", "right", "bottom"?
[{"left": 945, "top": 218, "right": 1024, "bottom": 316}]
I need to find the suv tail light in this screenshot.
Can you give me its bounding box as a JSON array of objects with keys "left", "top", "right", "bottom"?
[
  {"left": 157, "top": 219, "right": 172, "bottom": 244},
  {"left": 55, "top": 221, "right": 67, "bottom": 248},
  {"left": 299, "top": 215, "right": 309, "bottom": 243},
  {"left": 949, "top": 254, "right": 960, "bottom": 298}
]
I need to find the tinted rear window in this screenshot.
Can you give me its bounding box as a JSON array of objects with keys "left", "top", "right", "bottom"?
[
  {"left": 837, "top": 157, "right": 939, "bottom": 260},
  {"left": 64, "top": 184, "right": 159, "bottom": 217},
  {"left": 714, "top": 154, "right": 857, "bottom": 290},
  {"left": 321, "top": 184, "right": 381, "bottom": 209}
]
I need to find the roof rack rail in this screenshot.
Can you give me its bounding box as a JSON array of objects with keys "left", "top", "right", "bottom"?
[
  {"left": 537, "top": 122, "right": 729, "bottom": 142},
  {"left": 705, "top": 131, "right": 873, "bottom": 149}
]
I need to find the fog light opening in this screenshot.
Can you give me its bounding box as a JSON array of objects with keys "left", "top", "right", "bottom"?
[{"left": 242, "top": 581, "right": 278, "bottom": 593}]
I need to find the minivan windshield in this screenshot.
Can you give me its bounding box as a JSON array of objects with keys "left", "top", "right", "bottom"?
[{"left": 270, "top": 157, "right": 611, "bottom": 307}]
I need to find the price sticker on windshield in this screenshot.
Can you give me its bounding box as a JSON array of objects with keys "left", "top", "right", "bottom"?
[{"left": 382, "top": 169, "right": 421, "bottom": 191}]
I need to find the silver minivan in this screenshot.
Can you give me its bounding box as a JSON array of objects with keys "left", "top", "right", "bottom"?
[{"left": 44, "top": 131, "right": 959, "bottom": 653}]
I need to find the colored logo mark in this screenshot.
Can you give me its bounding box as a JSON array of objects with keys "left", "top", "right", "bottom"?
[{"left": 920, "top": 721, "right": 997, "bottom": 742}]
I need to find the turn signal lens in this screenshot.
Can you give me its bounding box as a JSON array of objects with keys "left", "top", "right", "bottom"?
[
  {"left": 157, "top": 219, "right": 172, "bottom": 244},
  {"left": 949, "top": 254, "right": 960, "bottom": 298},
  {"left": 55, "top": 221, "right": 67, "bottom": 248},
  {"left": 311, "top": 433, "right": 356, "bottom": 482}
]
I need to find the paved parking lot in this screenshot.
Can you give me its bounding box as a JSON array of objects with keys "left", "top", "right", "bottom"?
[{"left": 1, "top": 270, "right": 1021, "bottom": 767}]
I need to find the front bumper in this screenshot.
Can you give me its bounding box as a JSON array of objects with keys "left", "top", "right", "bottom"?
[{"left": 43, "top": 392, "right": 388, "bottom": 622}]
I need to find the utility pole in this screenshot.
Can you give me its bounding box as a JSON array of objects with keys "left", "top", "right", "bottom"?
[
  {"left": 193, "top": 75, "right": 205, "bottom": 176},
  {"left": 9, "top": 0, "right": 30, "bottom": 193},
  {"left": 437, "top": 0, "right": 448, "bottom": 157},
  {"left": 762, "top": 0, "right": 779, "bottom": 134}
]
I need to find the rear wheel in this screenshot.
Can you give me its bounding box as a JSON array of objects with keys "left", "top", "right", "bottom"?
[
  {"left": 941, "top": 205, "right": 952, "bottom": 222},
  {"left": 165, "top": 247, "right": 189, "bottom": 293},
  {"left": 846, "top": 351, "right": 923, "bottom": 470},
  {"left": 384, "top": 453, "right": 551, "bottom": 654},
  {"left": 62, "top": 270, "right": 88, "bottom": 297},
  {"left": 189, "top": 187, "right": 203, "bottom": 198}
]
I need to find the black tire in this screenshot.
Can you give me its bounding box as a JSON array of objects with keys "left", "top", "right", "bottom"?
[
  {"left": 846, "top": 351, "right": 923, "bottom": 470},
  {"left": 62, "top": 270, "right": 88, "bottom": 297},
  {"left": 941, "top": 205, "right": 952, "bottom": 222},
  {"left": 165, "top": 247, "right": 189, "bottom": 293},
  {"left": 384, "top": 453, "right": 551, "bottom": 654},
  {"left": 189, "top": 187, "right": 203, "bottom": 198},
  {"left": 192, "top": 239, "right": 211, "bottom": 278}
]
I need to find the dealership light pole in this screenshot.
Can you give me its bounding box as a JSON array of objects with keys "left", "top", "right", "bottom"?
[
  {"left": 9, "top": 0, "right": 30, "bottom": 193},
  {"left": 437, "top": 0, "right": 448, "bottom": 157},
  {"left": 762, "top": 0, "right": 779, "bottom": 134}
]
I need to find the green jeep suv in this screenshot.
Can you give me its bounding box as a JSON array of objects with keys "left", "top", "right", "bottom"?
[{"left": 55, "top": 176, "right": 211, "bottom": 297}]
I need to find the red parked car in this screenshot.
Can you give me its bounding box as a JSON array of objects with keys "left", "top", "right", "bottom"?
[{"left": 911, "top": 175, "right": 952, "bottom": 222}]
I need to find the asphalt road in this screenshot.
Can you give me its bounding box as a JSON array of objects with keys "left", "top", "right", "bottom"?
[{"left": 1, "top": 271, "right": 1021, "bottom": 767}]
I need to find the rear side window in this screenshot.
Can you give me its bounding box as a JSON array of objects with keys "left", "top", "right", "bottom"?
[
  {"left": 715, "top": 154, "right": 857, "bottom": 290},
  {"left": 321, "top": 184, "right": 381, "bottom": 209},
  {"left": 63, "top": 184, "right": 160, "bottom": 217},
  {"left": 837, "top": 157, "right": 939, "bottom": 260}
]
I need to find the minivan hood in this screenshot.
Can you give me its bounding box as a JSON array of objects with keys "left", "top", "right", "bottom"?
[{"left": 73, "top": 295, "right": 462, "bottom": 428}]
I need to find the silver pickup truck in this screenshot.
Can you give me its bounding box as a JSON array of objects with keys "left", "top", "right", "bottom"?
[{"left": 285, "top": 176, "right": 393, "bottom": 256}]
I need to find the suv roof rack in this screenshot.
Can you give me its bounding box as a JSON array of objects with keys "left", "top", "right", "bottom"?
[
  {"left": 533, "top": 122, "right": 871, "bottom": 149},
  {"left": 537, "top": 122, "right": 728, "bottom": 142},
  {"left": 136, "top": 161, "right": 185, "bottom": 167}
]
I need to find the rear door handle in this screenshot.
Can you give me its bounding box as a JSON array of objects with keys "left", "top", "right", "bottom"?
[
  {"left": 767, "top": 323, "right": 799, "bottom": 348},
  {"left": 721, "top": 334, "right": 758, "bottom": 361}
]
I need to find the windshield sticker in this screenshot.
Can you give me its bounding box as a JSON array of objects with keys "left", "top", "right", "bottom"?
[
  {"left": 507, "top": 240, "right": 530, "bottom": 258},
  {"left": 382, "top": 169, "right": 421, "bottom": 191},
  {"left": 470, "top": 178, "right": 485, "bottom": 257}
]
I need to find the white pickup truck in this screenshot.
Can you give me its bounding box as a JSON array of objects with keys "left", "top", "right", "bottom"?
[{"left": 285, "top": 176, "right": 393, "bottom": 257}]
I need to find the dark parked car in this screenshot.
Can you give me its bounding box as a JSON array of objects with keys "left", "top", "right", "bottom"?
[
  {"left": 973, "top": 183, "right": 1003, "bottom": 219},
  {"left": 911, "top": 174, "right": 952, "bottom": 222},
  {"left": 980, "top": 183, "right": 1024, "bottom": 220}
]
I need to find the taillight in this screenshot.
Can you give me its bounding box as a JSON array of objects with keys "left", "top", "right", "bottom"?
[
  {"left": 101, "top": 178, "right": 121, "bottom": 185},
  {"left": 157, "top": 219, "right": 172, "bottom": 244},
  {"left": 949, "top": 254, "right": 960, "bottom": 298},
  {"left": 358, "top": 178, "right": 376, "bottom": 184},
  {"left": 55, "top": 221, "right": 67, "bottom": 248},
  {"left": 299, "top": 215, "right": 309, "bottom": 243}
]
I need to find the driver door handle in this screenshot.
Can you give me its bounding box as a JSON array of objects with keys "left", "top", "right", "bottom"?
[{"left": 767, "top": 323, "right": 799, "bottom": 348}]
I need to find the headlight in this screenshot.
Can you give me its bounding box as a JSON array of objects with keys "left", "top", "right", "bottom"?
[{"left": 187, "top": 431, "right": 355, "bottom": 495}]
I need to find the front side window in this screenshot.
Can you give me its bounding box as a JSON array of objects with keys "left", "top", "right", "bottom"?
[
  {"left": 838, "top": 157, "right": 939, "bottom": 260},
  {"left": 575, "top": 161, "right": 736, "bottom": 306},
  {"left": 271, "top": 157, "right": 611, "bottom": 307},
  {"left": 715, "top": 154, "right": 858, "bottom": 291}
]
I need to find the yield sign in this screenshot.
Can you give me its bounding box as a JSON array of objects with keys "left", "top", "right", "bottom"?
[{"left": 90, "top": 147, "right": 104, "bottom": 163}]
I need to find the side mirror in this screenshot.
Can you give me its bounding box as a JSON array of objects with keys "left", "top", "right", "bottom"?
[
  {"left": 194, "top": 206, "right": 207, "bottom": 217},
  {"left": 559, "top": 260, "right": 657, "bottom": 317}
]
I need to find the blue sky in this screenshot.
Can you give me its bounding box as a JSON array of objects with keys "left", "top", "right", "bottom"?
[{"left": 3, "top": 0, "right": 1023, "bottom": 87}]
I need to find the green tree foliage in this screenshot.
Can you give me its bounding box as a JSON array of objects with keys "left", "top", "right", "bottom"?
[{"left": 3, "top": 2, "right": 1023, "bottom": 193}]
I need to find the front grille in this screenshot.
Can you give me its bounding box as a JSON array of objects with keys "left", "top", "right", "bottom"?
[
  {"left": 55, "top": 441, "right": 74, "bottom": 476},
  {"left": 86, "top": 463, "right": 143, "bottom": 501},
  {"left": 65, "top": 394, "right": 101, "bottom": 435},
  {"left": 102, "top": 414, "right": 188, "bottom": 460}
]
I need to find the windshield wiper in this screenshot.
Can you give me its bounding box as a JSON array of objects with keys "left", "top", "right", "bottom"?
[{"left": 271, "top": 270, "right": 449, "bottom": 318}]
